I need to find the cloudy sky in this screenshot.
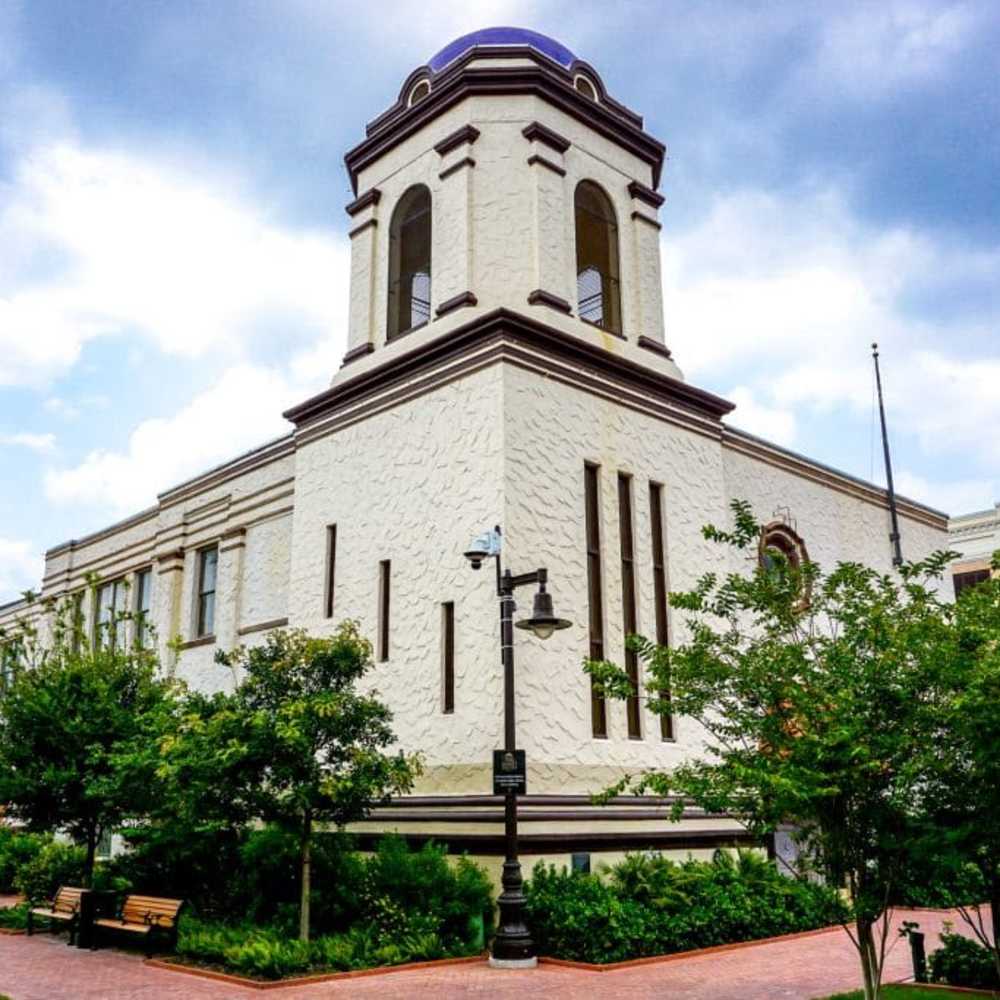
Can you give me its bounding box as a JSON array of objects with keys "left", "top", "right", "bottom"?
[{"left": 1, "top": 0, "right": 998, "bottom": 601}]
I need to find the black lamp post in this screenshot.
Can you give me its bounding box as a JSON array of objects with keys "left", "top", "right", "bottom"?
[{"left": 464, "top": 525, "right": 571, "bottom": 968}]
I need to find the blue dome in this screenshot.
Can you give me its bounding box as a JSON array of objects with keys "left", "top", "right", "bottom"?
[{"left": 428, "top": 27, "right": 576, "bottom": 73}]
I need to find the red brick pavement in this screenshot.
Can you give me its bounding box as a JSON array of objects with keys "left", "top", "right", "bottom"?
[{"left": 0, "top": 909, "right": 983, "bottom": 1000}]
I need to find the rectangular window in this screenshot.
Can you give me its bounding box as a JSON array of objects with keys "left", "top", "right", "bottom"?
[
  {"left": 324, "top": 525, "right": 337, "bottom": 619},
  {"left": 442, "top": 601, "right": 455, "bottom": 714},
  {"left": 650, "top": 482, "right": 674, "bottom": 740},
  {"left": 135, "top": 568, "right": 153, "bottom": 648},
  {"left": 70, "top": 591, "right": 85, "bottom": 653},
  {"left": 94, "top": 579, "right": 127, "bottom": 650},
  {"left": 585, "top": 463, "right": 607, "bottom": 738},
  {"left": 378, "top": 560, "right": 391, "bottom": 662},
  {"left": 618, "top": 474, "right": 641, "bottom": 739},
  {"left": 196, "top": 547, "right": 219, "bottom": 638},
  {"left": 954, "top": 569, "right": 990, "bottom": 598}
]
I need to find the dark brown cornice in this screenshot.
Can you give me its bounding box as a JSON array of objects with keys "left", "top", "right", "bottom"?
[
  {"left": 435, "top": 291, "right": 478, "bottom": 317},
  {"left": 627, "top": 179, "right": 665, "bottom": 208},
  {"left": 527, "top": 289, "right": 572, "bottom": 313},
  {"left": 347, "top": 217, "right": 377, "bottom": 239},
  {"left": 344, "top": 50, "right": 665, "bottom": 193},
  {"left": 638, "top": 335, "right": 673, "bottom": 359},
  {"left": 283, "top": 307, "right": 733, "bottom": 430},
  {"left": 433, "top": 123, "right": 481, "bottom": 156},
  {"left": 521, "top": 120, "right": 571, "bottom": 153},
  {"left": 438, "top": 156, "right": 475, "bottom": 181},
  {"left": 342, "top": 342, "right": 375, "bottom": 366},
  {"left": 631, "top": 210, "right": 661, "bottom": 230},
  {"left": 344, "top": 187, "right": 381, "bottom": 217},
  {"left": 527, "top": 153, "right": 566, "bottom": 177}
]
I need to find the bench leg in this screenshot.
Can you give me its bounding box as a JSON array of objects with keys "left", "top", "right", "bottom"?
[{"left": 26, "top": 911, "right": 33, "bottom": 936}]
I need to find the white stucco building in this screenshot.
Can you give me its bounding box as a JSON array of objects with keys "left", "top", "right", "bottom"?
[
  {"left": 0, "top": 28, "right": 948, "bottom": 873},
  {"left": 949, "top": 504, "right": 1000, "bottom": 596}
]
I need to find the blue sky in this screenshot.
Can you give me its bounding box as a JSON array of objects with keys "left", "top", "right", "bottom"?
[{"left": 1, "top": 0, "right": 998, "bottom": 601}]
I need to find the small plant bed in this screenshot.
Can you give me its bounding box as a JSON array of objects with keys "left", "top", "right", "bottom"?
[
  {"left": 525, "top": 850, "right": 848, "bottom": 965},
  {"left": 0, "top": 902, "right": 29, "bottom": 933},
  {"left": 821, "top": 988, "right": 999, "bottom": 999}
]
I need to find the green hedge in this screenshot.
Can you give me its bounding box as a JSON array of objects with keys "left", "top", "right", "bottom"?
[
  {"left": 930, "top": 932, "right": 1000, "bottom": 990},
  {"left": 0, "top": 828, "right": 48, "bottom": 893},
  {"left": 0, "top": 903, "right": 28, "bottom": 930},
  {"left": 525, "top": 850, "right": 848, "bottom": 964}
]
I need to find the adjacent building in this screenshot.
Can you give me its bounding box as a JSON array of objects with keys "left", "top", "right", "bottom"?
[
  {"left": 0, "top": 28, "right": 949, "bottom": 876},
  {"left": 949, "top": 504, "right": 1000, "bottom": 597}
]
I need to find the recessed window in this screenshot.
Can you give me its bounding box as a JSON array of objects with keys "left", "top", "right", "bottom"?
[
  {"left": 618, "top": 474, "right": 641, "bottom": 739},
  {"left": 134, "top": 568, "right": 153, "bottom": 648},
  {"left": 324, "top": 525, "right": 337, "bottom": 619},
  {"left": 574, "top": 75, "right": 597, "bottom": 101},
  {"left": 442, "top": 601, "right": 455, "bottom": 714},
  {"left": 759, "top": 522, "right": 810, "bottom": 608},
  {"left": 378, "top": 560, "right": 391, "bottom": 662},
  {"left": 94, "top": 578, "right": 127, "bottom": 650},
  {"left": 954, "top": 569, "right": 990, "bottom": 598},
  {"left": 575, "top": 181, "right": 622, "bottom": 335},
  {"left": 69, "top": 591, "right": 86, "bottom": 654},
  {"left": 196, "top": 547, "right": 219, "bottom": 638},
  {"left": 409, "top": 79, "right": 431, "bottom": 106},
  {"left": 387, "top": 185, "right": 432, "bottom": 339},
  {"left": 649, "top": 483, "right": 674, "bottom": 740},
  {"left": 584, "top": 463, "right": 607, "bottom": 738}
]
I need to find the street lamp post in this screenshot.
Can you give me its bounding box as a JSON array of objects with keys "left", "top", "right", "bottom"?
[{"left": 464, "top": 526, "right": 571, "bottom": 969}]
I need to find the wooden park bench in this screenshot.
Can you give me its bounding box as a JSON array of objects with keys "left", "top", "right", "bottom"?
[
  {"left": 27, "top": 886, "right": 84, "bottom": 944},
  {"left": 92, "top": 895, "right": 185, "bottom": 957}
]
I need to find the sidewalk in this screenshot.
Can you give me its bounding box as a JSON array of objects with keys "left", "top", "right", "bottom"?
[{"left": 0, "top": 908, "right": 978, "bottom": 999}]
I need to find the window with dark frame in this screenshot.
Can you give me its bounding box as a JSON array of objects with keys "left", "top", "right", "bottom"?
[
  {"left": 387, "top": 186, "right": 432, "bottom": 339},
  {"left": 135, "top": 568, "right": 152, "bottom": 648},
  {"left": 378, "top": 560, "right": 391, "bottom": 662},
  {"left": 954, "top": 569, "right": 990, "bottom": 598},
  {"left": 324, "top": 525, "right": 337, "bottom": 619},
  {"left": 196, "top": 546, "right": 218, "bottom": 638},
  {"left": 442, "top": 601, "right": 455, "bottom": 714},
  {"left": 585, "top": 463, "right": 608, "bottom": 738},
  {"left": 70, "top": 591, "right": 85, "bottom": 653},
  {"left": 649, "top": 482, "right": 674, "bottom": 740},
  {"left": 618, "top": 474, "right": 642, "bottom": 739},
  {"left": 575, "top": 180, "right": 622, "bottom": 335},
  {"left": 94, "top": 578, "right": 127, "bottom": 650}
]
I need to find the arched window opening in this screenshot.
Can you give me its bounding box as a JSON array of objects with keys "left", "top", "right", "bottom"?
[
  {"left": 575, "top": 181, "right": 622, "bottom": 335},
  {"left": 759, "top": 521, "right": 811, "bottom": 609},
  {"left": 574, "top": 75, "right": 597, "bottom": 101},
  {"left": 387, "top": 185, "right": 432, "bottom": 339},
  {"left": 409, "top": 79, "right": 430, "bottom": 106}
]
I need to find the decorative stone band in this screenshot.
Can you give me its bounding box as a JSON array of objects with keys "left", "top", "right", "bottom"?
[
  {"left": 637, "top": 335, "right": 673, "bottom": 359},
  {"left": 527, "top": 289, "right": 572, "bottom": 313},
  {"left": 237, "top": 616, "right": 289, "bottom": 636},
  {"left": 526, "top": 153, "right": 566, "bottom": 177},
  {"left": 344, "top": 187, "right": 382, "bottom": 217},
  {"left": 521, "top": 120, "right": 571, "bottom": 153},
  {"left": 342, "top": 342, "right": 375, "bottom": 366},
  {"left": 435, "top": 291, "right": 478, "bottom": 317},
  {"left": 627, "top": 179, "right": 665, "bottom": 208}
]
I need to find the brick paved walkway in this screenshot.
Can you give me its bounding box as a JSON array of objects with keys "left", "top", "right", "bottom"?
[{"left": 0, "top": 909, "right": 981, "bottom": 999}]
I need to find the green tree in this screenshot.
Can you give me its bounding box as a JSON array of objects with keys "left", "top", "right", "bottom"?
[
  {"left": 159, "top": 623, "right": 420, "bottom": 941},
  {"left": 919, "top": 555, "right": 1000, "bottom": 980},
  {"left": 0, "top": 599, "right": 180, "bottom": 886},
  {"left": 586, "top": 500, "right": 956, "bottom": 1000}
]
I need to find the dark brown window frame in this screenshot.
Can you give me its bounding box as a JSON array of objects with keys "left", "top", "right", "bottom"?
[
  {"left": 134, "top": 567, "right": 153, "bottom": 649},
  {"left": 649, "top": 482, "right": 674, "bottom": 740},
  {"left": 954, "top": 568, "right": 991, "bottom": 598},
  {"left": 618, "top": 473, "right": 642, "bottom": 739},
  {"left": 378, "top": 560, "right": 391, "bottom": 662},
  {"left": 442, "top": 601, "right": 455, "bottom": 714},
  {"left": 324, "top": 525, "right": 337, "bottom": 619},
  {"left": 585, "top": 463, "right": 608, "bottom": 738},
  {"left": 196, "top": 546, "right": 218, "bottom": 639}
]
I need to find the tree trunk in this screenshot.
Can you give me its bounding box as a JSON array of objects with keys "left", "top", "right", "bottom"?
[
  {"left": 83, "top": 825, "right": 98, "bottom": 889},
  {"left": 990, "top": 869, "right": 1000, "bottom": 982},
  {"left": 299, "top": 811, "right": 312, "bottom": 943},
  {"left": 857, "top": 917, "right": 882, "bottom": 1000}
]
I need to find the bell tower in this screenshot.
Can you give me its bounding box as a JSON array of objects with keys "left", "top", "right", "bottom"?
[{"left": 336, "top": 26, "right": 683, "bottom": 382}]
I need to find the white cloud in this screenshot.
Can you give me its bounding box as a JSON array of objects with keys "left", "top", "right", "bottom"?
[
  {"left": 895, "top": 470, "right": 997, "bottom": 517},
  {"left": 723, "top": 387, "right": 797, "bottom": 447},
  {"left": 44, "top": 363, "right": 316, "bottom": 514},
  {"left": 0, "top": 431, "right": 55, "bottom": 453},
  {"left": 0, "top": 537, "right": 43, "bottom": 601},
  {"left": 0, "top": 142, "right": 349, "bottom": 386},
  {"left": 662, "top": 186, "right": 1000, "bottom": 488}
]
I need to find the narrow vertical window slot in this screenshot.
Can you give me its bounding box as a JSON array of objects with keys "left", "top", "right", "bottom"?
[
  {"left": 618, "top": 474, "right": 641, "bottom": 739},
  {"left": 584, "top": 463, "right": 608, "bottom": 738},
  {"left": 324, "top": 525, "right": 337, "bottom": 619},
  {"left": 135, "top": 568, "right": 152, "bottom": 648},
  {"left": 378, "top": 560, "right": 391, "bottom": 662},
  {"left": 442, "top": 601, "right": 455, "bottom": 714},
  {"left": 650, "top": 482, "right": 674, "bottom": 740},
  {"left": 197, "top": 546, "right": 218, "bottom": 638}
]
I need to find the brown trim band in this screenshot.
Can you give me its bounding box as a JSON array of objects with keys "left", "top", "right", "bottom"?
[
  {"left": 363, "top": 809, "right": 717, "bottom": 823},
  {"left": 344, "top": 187, "right": 381, "bottom": 217},
  {"left": 527, "top": 153, "right": 566, "bottom": 177},
  {"left": 435, "top": 291, "right": 478, "bottom": 317},
  {"left": 434, "top": 123, "right": 481, "bottom": 156},
  {"left": 378, "top": 794, "right": 689, "bottom": 808},
  {"left": 237, "top": 617, "right": 289, "bottom": 637},
  {"left": 438, "top": 156, "right": 475, "bottom": 181},
  {"left": 342, "top": 342, "right": 375, "bottom": 366},
  {"left": 527, "top": 289, "right": 572, "bottom": 313},
  {"left": 348, "top": 217, "right": 377, "bottom": 239},
  {"left": 350, "top": 828, "right": 759, "bottom": 856},
  {"left": 179, "top": 634, "right": 216, "bottom": 650},
  {"left": 631, "top": 210, "right": 661, "bottom": 230},
  {"left": 627, "top": 179, "right": 665, "bottom": 208},
  {"left": 638, "top": 335, "right": 673, "bottom": 359},
  {"left": 522, "top": 120, "right": 571, "bottom": 153}
]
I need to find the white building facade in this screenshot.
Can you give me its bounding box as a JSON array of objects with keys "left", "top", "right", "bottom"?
[
  {"left": 0, "top": 29, "right": 948, "bottom": 873},
  {"left": 949, "top": 504, "right": 1000, "bottom": 596}
]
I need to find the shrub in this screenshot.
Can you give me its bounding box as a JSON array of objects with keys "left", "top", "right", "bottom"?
[
  {"left": 0, "top": 903, "right": 29, "bottom": 930},
  {"left": 930, "top": 932, "right": 1000, "bottom": 990},
  {"left": 525, "top": 850, "right": 848, "bottom": 964},
  {"left": 891, "top": 852, "right": 987, "bottom": 909},
  {"left": 0, "top": 828, "right": 48, "bottom": 893},
  {"left": 14, "top": 841, "right": 86, "bottom": 903}
]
